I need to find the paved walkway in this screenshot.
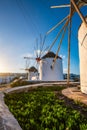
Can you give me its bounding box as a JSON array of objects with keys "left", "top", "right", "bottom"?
[{"left": 62, "top": 87, "right": 87, "bottom": 105}]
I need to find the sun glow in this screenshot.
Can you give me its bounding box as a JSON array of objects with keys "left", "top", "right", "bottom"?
[
  {"left": 0, "top": 63, "right": 7, "bottom": 73},
  {"left": 0, "top": 59, "right": 10, "bottom": 73}
]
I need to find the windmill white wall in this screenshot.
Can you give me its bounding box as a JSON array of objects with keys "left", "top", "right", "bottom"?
[
  {"left": 78, "top": 17, "right": 87, "bottom": 94},
  {"left": 39, "top": 52, "right": 63, "bottom": 81},
  {"left": 28, "top": 72, "right": 38, "bottom": 80},
  {"left": 27, "top": 66, "right": 38, "bottom": 81}
]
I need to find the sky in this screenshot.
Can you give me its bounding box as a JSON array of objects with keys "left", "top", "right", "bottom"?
[{"left": 0, "top": 0, "right": 87, "bottom": 74}]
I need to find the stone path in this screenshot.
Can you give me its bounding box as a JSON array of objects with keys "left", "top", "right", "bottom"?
[{"left": 62, "top": 87, "right": 87, "bottom": 105}]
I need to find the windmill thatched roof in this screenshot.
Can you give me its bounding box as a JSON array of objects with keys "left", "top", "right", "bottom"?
[
  {"left": 42, "top": 52, "right": 62, "bottom": 59},
  {"left": 29, "top": 66, "right": 38, "bottom": 72}
]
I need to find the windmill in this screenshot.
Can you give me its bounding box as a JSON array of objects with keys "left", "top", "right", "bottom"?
[
  {"left": 46, "top": 0, "right": 87, "bottom": 85},
  {"left": 21, "top": 58, "right": 30, "bottom": 80},
  {"left": 39, "top": 51, "right": 63, "bottom": 81},
  {"left": 24, "top": 34, "right": 48, "bottom": 75},
  {"left": 24, "top": 33, "right": 64, "bottom": 81}
]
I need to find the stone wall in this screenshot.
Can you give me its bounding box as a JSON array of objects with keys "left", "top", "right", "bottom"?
[{"left": 0, "top": 92, "right": 22, "bottom": 130}]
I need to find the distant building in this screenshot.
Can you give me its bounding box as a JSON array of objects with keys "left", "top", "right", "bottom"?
[
  {"left": 63, "top": 73, "right": 80, "bottom": 81},
  {"left": 39, "top": 51, "right": 63, "bottom": 81}
]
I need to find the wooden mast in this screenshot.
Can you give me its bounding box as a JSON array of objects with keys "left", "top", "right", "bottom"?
[{"left": 67, "top": 1, "right": 72, "bottom": 86}]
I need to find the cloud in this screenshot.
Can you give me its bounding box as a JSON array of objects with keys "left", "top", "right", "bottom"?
[
  {"left": 63, "top": 68, "right": 68, "bottom": 73},
  {"left": 60, "top": 54, "right": 66, "bottom": 59}
]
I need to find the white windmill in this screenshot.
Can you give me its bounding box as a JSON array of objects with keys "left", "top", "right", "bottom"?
[
  {"left": 22, "top": 58, "right": 38, "bottom": 81},
  {"left": 39, "top": 51, "right": 63, "bottom": 81},
  {"left": 24, "top": 34, "right": 64, "bottom": 81},
  {"left": 24, "top": 34, "right": 48, "bottom": 79},
  {"left": 78, "top": 17, "right": 87, "bottom": 94},
  {"left": 27, "top": 66, "right": 38, "bottom": 80},
  {"left": 46, "top": 0, "right": 87, "bottom": 91},
  {"left": 21, "top": 58, "right": 31, "bottom": 80}
]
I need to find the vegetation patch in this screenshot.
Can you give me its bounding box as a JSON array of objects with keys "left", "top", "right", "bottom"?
[{"left": 4, "top": 86, "right": 87, "bottom": 130}]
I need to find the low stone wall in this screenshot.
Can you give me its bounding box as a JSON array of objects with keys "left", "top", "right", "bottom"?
[
  {"left": 4, "top": 83, "right": 61, "bottom": 94},
  {"left": 0, "top": 92, "right": 22, "bottom": 130},
  {"left": 4, "top": 82, "right": 79, "bottom": 94}
]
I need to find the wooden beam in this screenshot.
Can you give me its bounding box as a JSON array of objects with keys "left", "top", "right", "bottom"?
[
  {"left": 51, "top": 4, "right": 70, "bottom": 8},
  {"left": 51, "top": 21, "right": 68, "bottom": 69},
  {"left": 71, "top": 0, "right": 87, "bottom": 27},
  {"left": 46, "top": 15, "right": 69, "bottom": 35},
  {"left": 48, "top": 19, "right": 69, "bottom": 52},
  {"left": 67, "top": 22, "right": 71, "bottom": 86},
  {"left": 67, "top": 2, "right": 72, "bottom": 86}
]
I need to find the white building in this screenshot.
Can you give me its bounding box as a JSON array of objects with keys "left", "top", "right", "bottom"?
[
  {"left": 28, "top": 66, "right": 38, "bottom": 80},
  {"left": 39, "top": 52, "right": 63, "bottom": 81},
  {"left": 78, "top": 17, "right": 87, "bottom": 94}
]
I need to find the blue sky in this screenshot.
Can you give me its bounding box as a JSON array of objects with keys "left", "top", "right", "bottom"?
[{"left": 0, "top": 0, "right": 87, "bottom": 74}]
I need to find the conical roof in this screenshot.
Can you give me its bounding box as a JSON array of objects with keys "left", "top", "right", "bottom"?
[
  {"left": 42, "top": 51, "right": 62, "bottom": 59},
  {"left": 29, "top": 66, "right": 38, "bottom": 72}
]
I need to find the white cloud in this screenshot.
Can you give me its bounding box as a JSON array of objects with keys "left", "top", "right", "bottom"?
[
  {"left": 63, "top": 68, "right": 68, "bottom": 73},
  {"left": 60, "top": 54, "right": 66, "bottom": 59}
]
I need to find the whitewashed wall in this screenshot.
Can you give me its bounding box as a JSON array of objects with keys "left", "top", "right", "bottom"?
[
  {"left": 28, "top": 72, "right": 38, "bottom": 81},
  {"left": 78, "top": 18, "right": 87, "bottom": 94},
  {"left": 39, "top": 58, "right": 63, "bottom": 81}
]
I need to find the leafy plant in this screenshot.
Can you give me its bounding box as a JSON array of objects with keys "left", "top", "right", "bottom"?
[{"left": 4, "top": 87, "right": 87, "bottom": 130}]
